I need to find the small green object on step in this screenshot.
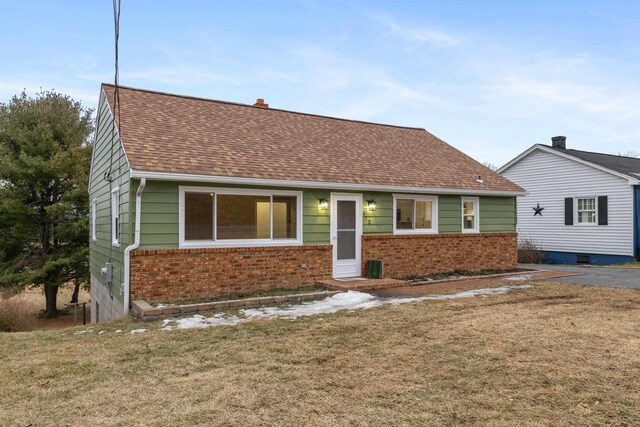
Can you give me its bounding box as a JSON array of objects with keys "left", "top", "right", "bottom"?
[{"left": 367, "top": 259, "right": 383, "bottom": 279}]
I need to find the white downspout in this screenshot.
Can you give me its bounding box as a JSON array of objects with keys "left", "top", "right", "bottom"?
[{"left": 123, "top": 177, "right": 146, "bottom": 316}]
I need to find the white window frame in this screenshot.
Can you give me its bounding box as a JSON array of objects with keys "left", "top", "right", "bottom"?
[
  {"left": 111, "top": 187, "right": 120, "bottom": 246},
  {"left": 461, "top": 196, "right": 480, "bottom": 233},
  {"left": 392, "top": 194, "right": 438, "bottom": 234},
  {"left": 91, "top": 198, "right": 97, "bottom": 241},
  {"left": 178, "top": 186, "right": 303, "bottom": 248},
  {"left": 575, "top": 196, "right": 597, "bottom": 226}
]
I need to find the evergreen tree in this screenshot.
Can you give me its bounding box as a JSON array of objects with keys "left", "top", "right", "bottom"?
[{"left": 0, "top": 90, "right": 93, "bottom": 317}]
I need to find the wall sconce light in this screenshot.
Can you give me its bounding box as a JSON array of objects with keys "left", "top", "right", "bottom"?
[
  {"left": 367, "top": 199, "right": 377, "bottom": 211},
  {"left": 318, "top": 197, "right": 329, "bottom": 210}
]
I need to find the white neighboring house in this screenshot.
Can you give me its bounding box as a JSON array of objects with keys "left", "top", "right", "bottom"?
[{"left": 499, "top": 136, "right": 640, "bottom": 265}]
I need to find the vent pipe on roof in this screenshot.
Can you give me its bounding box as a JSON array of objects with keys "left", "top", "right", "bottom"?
[
  {"left": 551, "top": 135, "right": 566, "bottom": 149},
  {"left": 253, "top": 98, "right": 269, "bottom": 108}
]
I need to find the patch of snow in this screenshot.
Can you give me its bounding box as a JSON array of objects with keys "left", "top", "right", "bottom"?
[
  {"left": 391, "top": 285, "right": 532, "bottom": 303},
  {"left": 98, "top": 331, "right": 105, "bottom": 335},
  {"left": 160, "top": 285, "right": 531, "bottom": 331},
  {"left": 156, "top": 304, "right": 166, "bottom": 308},
  {"left": 504, "top": 275, "right": 532, "bottom": 281},
  {"left": 74, "top": 330, "right": 86, "bottom": 335},
  {"left": 242, "top": 291, "right": 380, "bottom": 319},
  {"left": 130, "top": 328, "right": 148, "bottom": 334},
  {"left": 114, "top": 329, "right": 122, "bottom": 333},
  {"left": 160, "top": 314, "right": 244, "bottom": 330}
]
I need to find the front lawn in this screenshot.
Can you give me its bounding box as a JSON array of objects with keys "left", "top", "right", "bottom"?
[{"left": 1, "top": 282, "right": 638, "bottom": 426}]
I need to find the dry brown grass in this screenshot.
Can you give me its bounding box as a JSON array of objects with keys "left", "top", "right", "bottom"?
[
  {"left": 3, "top": 285, "right": 92, "bottom": 331},
  {"left": 608, "top": 261, "right": 640, "bottom": 269},
  {"left": 0, "top": 282, "right": 638, "bottom": 426},
  {"left": 0, "top": 292, "right": 39, "bottom": 332}
]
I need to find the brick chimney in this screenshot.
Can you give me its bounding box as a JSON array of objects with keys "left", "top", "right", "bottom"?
[
  {"left": 253, "top": 98, "right": 269, "bottom": 108},
  {"left": 551, "top": 135, "right": 566, "bottom": 149}
]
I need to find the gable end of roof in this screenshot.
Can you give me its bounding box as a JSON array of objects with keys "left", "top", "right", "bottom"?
[{"left": 499, "top": 144, "right": 640, "bottom": 184}]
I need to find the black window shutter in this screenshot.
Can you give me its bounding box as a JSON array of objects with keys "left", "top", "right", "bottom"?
[
  {"left": 598, "top": 196, "right": 608, "bottom": 225},
  {"left": 564, "top": 198, "right": 573, "bottom": 225}
]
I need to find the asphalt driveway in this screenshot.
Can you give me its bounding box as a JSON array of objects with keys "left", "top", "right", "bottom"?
[{"left": 520, "top": 263, "right": 640, "bottom": 289}]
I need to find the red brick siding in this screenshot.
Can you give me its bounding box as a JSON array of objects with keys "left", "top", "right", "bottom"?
[
  {"left": 362, "top": 232, "right": 517, "bottom": 278},
  {"left": 130, "top": 233, "right": 516, "bottom": 302},
  {"left": 130, "top": 245, "right": 332, "bottom": 302}
]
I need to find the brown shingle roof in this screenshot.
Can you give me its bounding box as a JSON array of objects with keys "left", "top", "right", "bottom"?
[{"left": 101, "top": 84, "right": 523, "bottom": 193}]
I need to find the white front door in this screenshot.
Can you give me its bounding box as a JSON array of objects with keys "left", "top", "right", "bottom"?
[{"left": 330, "top": 193, "right": 362, "bottom": 278}]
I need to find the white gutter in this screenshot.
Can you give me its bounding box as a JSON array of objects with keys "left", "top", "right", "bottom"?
[
  {"left": 129, "top": 169, "right": 527, "bottom": 197},
  {"left": 123, "top": 177, "right": 146, "bottom": 317}
]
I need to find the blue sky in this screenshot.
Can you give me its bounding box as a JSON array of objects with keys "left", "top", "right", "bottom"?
[{"left": 1, "top": 0, "right": 639, "bottom": 166}]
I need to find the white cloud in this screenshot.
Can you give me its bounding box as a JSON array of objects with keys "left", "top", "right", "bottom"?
[
  {"left": 371, "top": 13, "right": 459, "bottom": 48},
  {"left": 287, "top": 47, "right": 447, "bottom": 123}
]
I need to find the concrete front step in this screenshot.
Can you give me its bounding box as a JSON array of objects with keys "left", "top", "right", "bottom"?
[{"left": 317, "top": 277, "right": 409, "bottom": 292}]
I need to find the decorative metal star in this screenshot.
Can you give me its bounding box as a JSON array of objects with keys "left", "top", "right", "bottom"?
[{"left": 532, "top": 203, "right": 544, "bottom": 216}]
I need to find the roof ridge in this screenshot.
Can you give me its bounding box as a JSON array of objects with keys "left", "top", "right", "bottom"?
[
  {"left": 101, "top": 83, "right": 426, "bottom": 131},
  {"left": 543, "top": 144, "right": 640, "bottom": 161}
]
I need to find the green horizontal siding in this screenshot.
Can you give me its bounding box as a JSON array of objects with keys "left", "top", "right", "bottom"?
[
  {"left": 363, "top": 192, "right": 392, "bottom": 234},
  {"left": 439, "top": 195, "right": 462, "bottom": 233},
  {"left": 303, "top": 189, "right": 330, "bottom": 244},
  {"left": 132, "top": 180, "right": 180, "bottom": 249},
  {"left": 88, "top": 94, "right": 131, "bottom": 301},
  {"left": 133, "top": 182, "right": 517, "bottom": 250},
  {"left": 479, "top": 196, "right": 516, "bottom": 232}
]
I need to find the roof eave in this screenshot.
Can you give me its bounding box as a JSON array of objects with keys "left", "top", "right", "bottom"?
[{"left": 129, "top": 169, "right": 527, "bottom": 196}]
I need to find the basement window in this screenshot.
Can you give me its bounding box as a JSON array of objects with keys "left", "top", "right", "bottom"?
[
  {"left": 180, "top": 186, "right": 302, "bottom": 248},
  {"left": 393, "top": 195, "right": 438, "bottom": 234}
]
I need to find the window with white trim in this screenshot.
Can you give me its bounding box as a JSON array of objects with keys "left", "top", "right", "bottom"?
[
  {"left": 180, "top": 187, "right": 302, "bottom": 247},
  {"left": 91, "top": 198, "right": 97, "bottom": 241},
  {"left": 461, "top": 196, "right": 479, "bottom": 233},
  {"left": 576, "top": 197, "right": 596, "bottom": 224},
  {"left": 111, "top": 187, "right": 119, "bottom": 246},
  {"left": 393, "top": 195, "right": 438, "bottom": 234}
]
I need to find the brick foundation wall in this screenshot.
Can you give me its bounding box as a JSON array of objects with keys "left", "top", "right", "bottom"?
[
  {"left": 130, "top": 245, "right": 332, "bottom": 302},
  {"left": 362, "top": 232, "right": 518, "bottom": 278}
]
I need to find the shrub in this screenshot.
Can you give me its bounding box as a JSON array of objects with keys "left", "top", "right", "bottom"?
[
  {"left": 518, "top": 236, "right": 545, "bottom": 264},
  {"left": 0, "top": 292, "right": 39, "bottom": 332}
]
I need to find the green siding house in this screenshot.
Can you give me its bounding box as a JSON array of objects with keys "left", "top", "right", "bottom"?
[{"left": 89, "top": 84, "right": 524, "bottom": 322}]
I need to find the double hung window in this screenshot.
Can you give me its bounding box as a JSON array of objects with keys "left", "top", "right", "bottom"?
[
  {"left": 461, "top": 196, "right": 479, "bottom": 233},
  {"left": 576, "top": 197, "right": 596, "bottom": 224}
]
